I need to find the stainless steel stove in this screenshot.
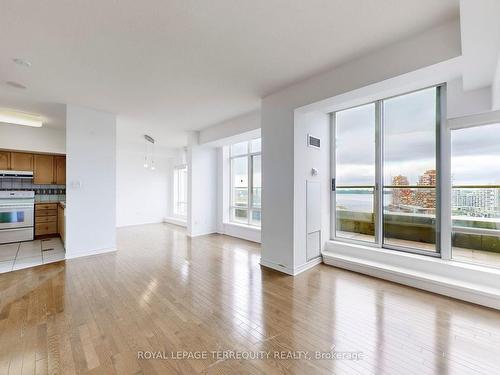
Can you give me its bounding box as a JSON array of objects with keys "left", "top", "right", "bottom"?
[{"left": 0, "top": 191, "right": 35, "bottom": 244}]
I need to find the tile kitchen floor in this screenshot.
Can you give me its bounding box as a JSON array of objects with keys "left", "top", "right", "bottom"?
[{"left": 0, "top": 237, "right": 65, "bottom": 273}]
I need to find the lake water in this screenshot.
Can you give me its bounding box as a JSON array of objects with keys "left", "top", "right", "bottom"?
[{"left": 336, "top": 193, "right": 375, "bottom": 213}]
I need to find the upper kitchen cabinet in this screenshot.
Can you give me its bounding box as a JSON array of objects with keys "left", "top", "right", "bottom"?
[
  {"left": 34, "top": 154, "right": 54, "bottom": 184},
  {"left": 0, "top": 149, "right": 66, "bottom": 185},
  {"left": 54, "top": 156, "right": 66, "bottom": 185},
  {"left": 10, "top": 152, "right": 34, "bottom": 171},
  {"left": 0, "top": 151, "right": 10, "bottom": 170}
]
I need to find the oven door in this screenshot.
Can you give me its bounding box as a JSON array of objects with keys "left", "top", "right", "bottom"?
[{"left": 0, "top": 205, "right": 34, "bottom": 229}]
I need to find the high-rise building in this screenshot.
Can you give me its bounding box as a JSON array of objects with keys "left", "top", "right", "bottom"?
[
  {"left": 418, "top": 169, "right": 436, "bottom": 186},
  {"left": 392, "top": 175, "right": 413, "bottom": 207},
  {"left": 416, "top": 169, "right": 436, "bottom": 209},
  {"left": 453, "top": 188, "right": 498, "bottom": 217}
]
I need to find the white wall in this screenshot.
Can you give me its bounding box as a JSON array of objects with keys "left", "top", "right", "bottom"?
[
  {"left": 292, "top": 111, "right": 330, "bottom": 267},
  {"left": 494, "top": 58, "right": 500, "bottom": 110},
  {"left": 447, "top": 78, "right": 492, "bottom": 118},
  {"left": 187, "top": 134, "right": 218, "bottom": 237},
  {"left": 199, "top": 110, "right": 260, "bottom": 145},
  {"left": 116, "top": 124, "right": 173, "bottom": 227},
  {"left": 0, "top": 124, "right": 65, "bottom": 154},
  {"left": 261, "top": 19, "right": 462, "bottom": 275},
  {"left": 65, "top": 105, "right": 116, "bottom": 258}
]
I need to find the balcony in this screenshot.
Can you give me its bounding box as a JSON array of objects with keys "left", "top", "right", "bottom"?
[{"left": 336, "top": 209, "right": 500, "bottom": 268}]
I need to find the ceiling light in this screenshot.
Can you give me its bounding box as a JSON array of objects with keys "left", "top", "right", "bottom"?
[
  {"left": 0, "top": 109, "right": 43, "bottom": 127},
  {"left": 6, "top": 81, "right": 27, "bottom": 89},
  {"left": 144, "top": 134, "right": 155, "bottom": 170},
  {"left": 13, "top": 58, "right": 32, "bottom": 68}
]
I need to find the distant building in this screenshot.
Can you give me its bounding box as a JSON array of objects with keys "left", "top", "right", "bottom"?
[
  {"left": 391, "top": 175, "right": 413, "bottom": 207},
  {"left": 418, "top": 169, "right": 436, "bottom": 186},
  {"left": 416, "top": 169, "right": 436, "bottom": 209},
  {"left": 453, "top": 188, "right": 499, "bottom": 217}
]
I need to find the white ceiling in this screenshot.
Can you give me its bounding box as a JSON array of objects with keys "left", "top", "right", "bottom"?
[
  {"left": 0, "top": 92, "right": 66, "bottom": 129},
  {"left": 0, "top": 0, "right": 459, "bottom": 147}
]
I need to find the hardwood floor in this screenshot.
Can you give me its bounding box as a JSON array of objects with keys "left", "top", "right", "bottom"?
[{"left": 1, "top": 223, "right": 500, "bottom": 374}]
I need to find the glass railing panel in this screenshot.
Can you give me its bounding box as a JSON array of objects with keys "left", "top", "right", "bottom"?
[
  {"left": 451, "top": 186, "right": 500, "bottom": 268},
  {"left": 335, "top": 186, "right": 375, "bottom": 243},
  {"left": 383, "top": 186, "right": 437, "bottom": 252}
]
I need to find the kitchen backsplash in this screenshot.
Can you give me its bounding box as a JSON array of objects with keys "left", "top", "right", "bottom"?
[{"left": 0, "top": 178, "right": 66, "bottom": 202}]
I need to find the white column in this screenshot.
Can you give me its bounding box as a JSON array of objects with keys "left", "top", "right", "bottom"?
[
  {"left": 65, "top": 105, "right": 117, "bottom": 258},
  {"left": 186, "top": 132, "right": 218, "bottom": 237}
]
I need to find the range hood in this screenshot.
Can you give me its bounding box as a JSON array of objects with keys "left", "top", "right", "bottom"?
[{"left": 0, "top": 170, "right": 34, "bottom": 179}]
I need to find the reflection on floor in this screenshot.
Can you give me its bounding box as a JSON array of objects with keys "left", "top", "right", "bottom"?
[
  {"left": 1, "top": 223, "right": 499, "bottom": 374},
  {"left": 0, "top": 237, "right": 65, "bottom": 273},
  {"left": 337, "top": 231, "right": 500, "bottom": 268}
]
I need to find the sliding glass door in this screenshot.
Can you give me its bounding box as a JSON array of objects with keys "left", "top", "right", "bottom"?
[{"left": 332, "top": 86, "right": 441, "bottom": 256}]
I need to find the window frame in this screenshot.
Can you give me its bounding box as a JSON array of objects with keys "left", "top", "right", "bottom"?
[
  {"left": 330, "top": 84, "right": 446, "bottom": 258},
  {"left": 173, "top": 164, "right": 188, "bottom": 218},
  {"left": 229, "top": 139, "right": 261, "bottom": 227}
]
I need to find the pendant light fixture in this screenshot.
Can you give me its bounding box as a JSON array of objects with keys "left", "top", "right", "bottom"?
[
  {"left": 143, "top": 139, "right": 149, "bottom": 168},
  {"left": 144, "top": 134, "right": 155, "bottom": 170}
]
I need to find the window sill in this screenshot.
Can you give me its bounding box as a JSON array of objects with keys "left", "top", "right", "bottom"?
[
  {"left": 323, "top": 240, "right": 500, "bottom": 310},
  {"left": 164, "top": 217, "right": 187, "bottom": 227},
  {"left": 225, "top": 222, "right": 261, "bottom": 231},
  {"left": 221, "top": 222, "right": 261, "bottom": 243}
]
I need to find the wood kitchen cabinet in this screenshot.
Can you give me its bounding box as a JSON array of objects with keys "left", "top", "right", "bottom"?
[
  {"left": 58, "top": 203, "right": 65, "bottom": 244},
  {"left": 35, "top": 203, "right": 58, "bottom": 236},
  {"left": 1, "top": 149, "right": 66, "bottom": 185},
  {"left": 54, "top": 156, "right": 66, "bottom": 185},
  {"left": 0, "top": 151, "right": 10, "bottom": 170},
  {"left": 34, "top": 154, "right": 54, "bottom": 184},
  {"left": 10, "top": 152, "right": 33, "bottom": 171}
]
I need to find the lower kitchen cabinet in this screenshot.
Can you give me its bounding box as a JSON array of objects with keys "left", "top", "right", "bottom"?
[
  {"left": 58, "top": 203, "right": 65, "bottom": 244},
  {"left": 35, "top": 203, "right": 58, "bottom": 236}
]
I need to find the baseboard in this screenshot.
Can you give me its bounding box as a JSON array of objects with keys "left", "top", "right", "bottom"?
[
  {"left": 323, "top": 250, "right": 500, "bottom": 310},
  {"left": 163, "top": 217, "right": 187, "bottom": 227},
  {"left": 187, "top": 230, "right": 217, "bottom": 238},
  {"left": 65, "top": 247, "right": 117, "bottom": 260},
  {"left": 294, "top": 256, "right": 323, "bottom": 275},
  {"left": 260, "top": 256, "right": 322, "bottom": 276},
  {"left": 219, "top": 222, "right": 261, "bottom": 243},
  {"left": 260, "top": 259, "right": 294, "bottom": 275},
  {"left": 116, "top": 220, "right": 163, "bottom": 228}
]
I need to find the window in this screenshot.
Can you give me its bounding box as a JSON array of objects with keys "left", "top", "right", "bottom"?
[
  {"left": 173, "top": 165, "right": 187, "bottom": 217},
  {"left": 230, "top": 138, "right": 261, "bottom": 226},
  {"left": 451, "top": 123, "right": 500, "bottom": 268},
  {"left": 332, "top": 86, "right": 441, "bottom": 256}
]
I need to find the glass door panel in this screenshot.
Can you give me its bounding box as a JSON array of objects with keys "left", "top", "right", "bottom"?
[
  {"left": 334, "top": 103, "right": 376, "bottom": 243},
  {"left": 382, "top": 87, "right": 438, "bottom": 253}
]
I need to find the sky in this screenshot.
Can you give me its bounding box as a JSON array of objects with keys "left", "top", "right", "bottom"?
[{"left": 335, "top": 87, "right": 500, "bottom": 186}]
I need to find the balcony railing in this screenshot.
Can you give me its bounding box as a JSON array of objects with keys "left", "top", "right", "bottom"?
[{"left": 335, "top": 185, "right": 500, "bottom": 254}]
